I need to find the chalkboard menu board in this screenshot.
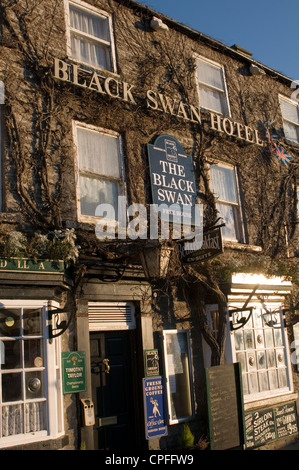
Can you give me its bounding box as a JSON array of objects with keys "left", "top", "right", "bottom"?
[
  {"left": 206, "top": 363, "right": 244, "bottom": 450},
  {"left": 245, "top": 401, "right": 298, "bottom": 449}
]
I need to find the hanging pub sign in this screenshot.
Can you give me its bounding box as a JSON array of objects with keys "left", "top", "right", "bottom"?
[
  {"left": 62, "top": 351, "right": 87, "bottom": 394},
  {"left": 143, "top": 376, "right": 168, "bottom": 439},
  {"left": 178, "top": 226, "right": 223, "bottom": 263},
  {"left": 147, "top": 135, "right": 200, "bottom": 227}
]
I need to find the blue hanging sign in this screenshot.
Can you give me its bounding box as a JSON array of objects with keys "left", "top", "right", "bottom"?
[
  {"left": 147, "top": 135, "right": 200, "bottom": 226},
  {"left": 143, "top": 376, "right": 168, "bottom": 439}
]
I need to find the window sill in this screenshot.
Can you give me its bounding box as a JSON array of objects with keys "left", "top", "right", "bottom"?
[
  {"left": 243, "top": 392, "right": 297, "bottom": 412},
  {"left": 0, "top": 434, "right": 69, "bottom": 450}
]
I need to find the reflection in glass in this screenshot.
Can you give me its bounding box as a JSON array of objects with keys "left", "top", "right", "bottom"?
[
  {"left": 23, "top": 309, "right": 42, "bottom": 336},
  {"left": 259, "top": 372, "right": 269, "bottom": 391},
  {"left": 269, "top": 370, "right": 278, "bottom": 390},
  {"left": 24, "top": 339, "right": 43, "bottom": 368},
  {"left": 25, "top": 371, "right": 44, "bottom": 400},
  {"left": 248, "top": 373, "right": 258, "bottom": 394},
  {"left": 1, "top": 340, "right": 21, "bottom": 369},
  {"left": 234, "top": 330, "right": 244, "bottom": 350},
  {"left": 244, "top": 330, "right": 254, "bottom": 349},
  {"left": 164, "top": 331, "right": 193, "bottom": 422}
]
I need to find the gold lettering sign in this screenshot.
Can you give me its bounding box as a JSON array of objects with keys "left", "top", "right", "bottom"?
[{"left": 54, "top": 58, "right": 265, "bottom": 146}]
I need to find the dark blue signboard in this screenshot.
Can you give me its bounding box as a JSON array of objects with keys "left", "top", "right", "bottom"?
[
  {"left": 147, "top": 135, "right": 200, "bottom": 226},
  {"left": 143, "top": 376, "right": 168, "bottom": 440}
]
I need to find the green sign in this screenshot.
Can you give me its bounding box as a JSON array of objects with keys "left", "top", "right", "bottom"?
[
  {"left": 62, "top": 351, "right": 86, "bottom": 394},
  {"left": 0, "top": 258, "right": 64, "bottom": 273}
]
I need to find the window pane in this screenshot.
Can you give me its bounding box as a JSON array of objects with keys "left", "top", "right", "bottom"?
[
  {"left": 79, "top": 174, "right": 120, "bottom": 217},
  {"left": 236, "top": 351, "right": 246, "bottom": 371},
  {"left": 23, "top": 309, "right": 42, "bottom": 336},
  {"left": 77, "top": 128, "right": 121, "bottom": 178},
  {"left": 198, "top": 86, "right": 225, "bottom": 114},
  {"left": 2, "top": 405, "right": 24, "bottom": 437},
  {"left": 247, "top": 352, "right": 256, "bottom": 371},
  {"left": 255, "top": 330, "right": 264, "bottom": 348},
  {"left": 257, "top": 351, "right": 266, "bottom": 370},
  {"left": 196, "top": 59, "right": 225, "bottom": 91},
  {"left": 2, "top": 373, "right": 22, "bottom": 402},
  {"left": 280, "top": 99, "right": 299, "bottom": 124},
  {"left": 265, "top": 329, "right": 274, "bottom": 348},
  {"left": 278, "top": 368, "right": 287, "bottom": 388},
  {"left": 217, "top": 203, "right": 237, "bottom": 239},
  {"left": 268, "top": 370, "right": 278, "bottom": 390},
  {"left": 25, "top": 402, "right": 46, "bottom": 432},
  {"left": 1, "top": 340, "right": 21, "bottom": 369},
  {"left": 71, "top": 35, "right": 111, "bottom": 70},
  {"left": 234, "top": 330, "right": 244, "bottom": 350},
  {"left": 210, "top": 165, "right": 237, "bottom": 203},
  {"left": 267, "top": 349, "right": 276, "bottom": 368},
  {"left": 25, "top": 371, "right": 44, "bottom": 400},
  {"left": 164, "top": 331, "right": 193, "bottom": 422},
  {"left": 244, "top": 330, "right": 254, "bottom": 349},
  {"left": 248, "top": 373, "right": 258, "bottom": 394},
  {"left": 258, "top": 372, "right": 269, "bottom": 392},
  {"left": 274, "top": 329, "right": 283, "bottom": 347},
  {"left": 283, "top": 121, "right": 299, "bottom": 142},
  {"left": 0, "top": 309, "right": 21, "bottom": 337},
  {"left": 24, "top": 339, "right": 43, "bottom": 368},
  {"left": 70, "top": 5, "right": 110, "bottom": 41}
]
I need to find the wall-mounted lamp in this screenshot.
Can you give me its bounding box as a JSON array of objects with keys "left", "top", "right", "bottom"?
[
  {"left": 140, "top": 242, "right": 173, "bottom": 280},
  {"left": 150, "top": 16, "right": 169, "bottom": 32}
]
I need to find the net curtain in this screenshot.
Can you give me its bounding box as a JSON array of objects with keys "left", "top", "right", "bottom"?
[{"left": 70, "top": 5, "right": 112, "bottom": 70}]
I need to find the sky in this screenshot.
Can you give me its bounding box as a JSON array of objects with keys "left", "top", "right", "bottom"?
[{"left": 140, "top": 0, "right": 299, "bottom": 81}]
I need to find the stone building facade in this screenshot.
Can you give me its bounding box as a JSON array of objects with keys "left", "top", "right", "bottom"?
[{"left": 0, "top": 0, "right": 298, "bottom": 451}]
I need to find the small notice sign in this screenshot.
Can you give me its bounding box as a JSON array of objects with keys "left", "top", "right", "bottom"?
[
  {"left": 143, "top": 376, "right": 168, "bottom": 439},
  {"left": 144, "top": 349, "right": 160, "bottom": 377},
  {"left": 62, "top": 351, "right": 86, "bottom": 394}
]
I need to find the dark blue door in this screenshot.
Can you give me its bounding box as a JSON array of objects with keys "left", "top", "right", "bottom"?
[{"left": 90, "top": 331, "right": 137, "bottom": 450}]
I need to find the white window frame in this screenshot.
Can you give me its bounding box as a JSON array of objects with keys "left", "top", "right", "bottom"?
[
  {"left": 0, "top": 300, "right": 64, "bottom": 448},
  {"left": 230, "top": 301, "right": 293, "bottom": 404},
  {"left": 208, "top": 162, "right": 245, "bottom": 243},
  {"left": 64, "top": 0, "right": 117, "bottom": 73},
  {"left": 279, "top": 94, "right": 299, "bottom": 144},
  {"left": 162, "top": 329, "right": 194, "bottom": 425},
  {"left": 72, "top": 121, "right": 126, "bottom": 225},
  {"left": 195, "top": 55, "right": 231, "bottom": 116}
]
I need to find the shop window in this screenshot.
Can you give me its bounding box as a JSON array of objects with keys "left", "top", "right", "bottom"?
[
  {"left": 209, "top": 163, "right": 244, "bottom": 242},
  {"left": 195, "top": 56, "right": 230, "bottom": 116},
  {"left": 66, "top": 0, "right": 116, "bottom": 72},
  {"left": 279, "top": 95, "right": 299, "bottom": 143},
  {"left": 0, "top": 301, "right": 63, "bottom": 447},
  {"left": 231, "top": 305, "right": 292, "bottom": 401},
  {"left": 73, "top": 122, "right": 125, "bottom": 221},
  {"left": 162, "top": 330, "right": 194, "bottom": 424}
]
